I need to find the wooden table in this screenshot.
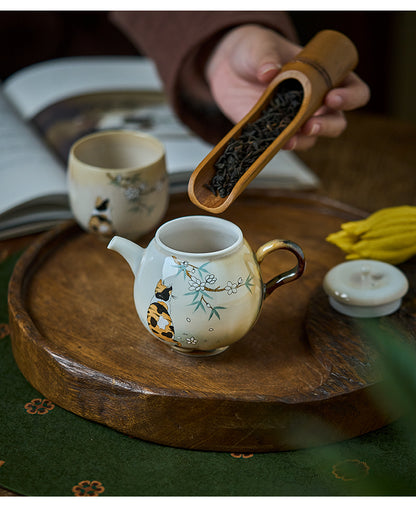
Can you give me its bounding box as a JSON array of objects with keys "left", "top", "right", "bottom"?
[
  {"left": 301, "top": 112, "right": 416, "bottom": 211},
  {"left": 1, "top": 111, "right": 416, "bottom": 496}
]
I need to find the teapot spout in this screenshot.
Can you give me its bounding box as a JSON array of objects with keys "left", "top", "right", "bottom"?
[{"left": 107, "top": 236, "right": 145, "bottom": 275}]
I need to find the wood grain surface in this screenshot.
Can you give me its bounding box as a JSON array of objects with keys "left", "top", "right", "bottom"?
[
  {"left": 300, "top": 112, "right": 416, "bottom": 213},
  {"left": 9, "top": 190, "right": 411, "bottom": 452}
]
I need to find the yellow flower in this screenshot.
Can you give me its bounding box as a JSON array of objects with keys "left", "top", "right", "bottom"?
[{"left": 326, "top": 205, "right": 416, "bottom": 265}]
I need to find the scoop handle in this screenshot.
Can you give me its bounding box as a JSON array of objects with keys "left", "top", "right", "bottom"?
[{"left": 287, "top": 29, "right": 359, "bottom": 89}]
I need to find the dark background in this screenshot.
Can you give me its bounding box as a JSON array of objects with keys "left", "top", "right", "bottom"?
[{"left": 1, "top": 11, "right": 415, "bottom": 123}]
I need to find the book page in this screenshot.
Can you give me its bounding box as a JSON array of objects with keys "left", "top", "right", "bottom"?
[
  {"left": 0, "top": 90, "right": 68, "bottom": 217},
  {"left": 3, "top": 56, "right": 163, "bottom": 120}
]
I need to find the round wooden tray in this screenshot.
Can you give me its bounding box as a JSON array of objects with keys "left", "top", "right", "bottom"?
[{"left": 8, "top": 191, "right": 414, "bottom": 452}]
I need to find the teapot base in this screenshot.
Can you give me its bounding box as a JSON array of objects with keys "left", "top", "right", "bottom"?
[{"left": 171, "top": 345, "right": 230, "bottom": 357}]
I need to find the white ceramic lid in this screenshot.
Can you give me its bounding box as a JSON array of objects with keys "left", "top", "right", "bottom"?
[{"left": 323, "top": 259, "right": 409, "bottom": 317}]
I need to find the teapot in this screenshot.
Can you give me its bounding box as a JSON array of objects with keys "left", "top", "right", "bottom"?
[{"left": 108, "top": 215, "right": 305, "bottom": 356}]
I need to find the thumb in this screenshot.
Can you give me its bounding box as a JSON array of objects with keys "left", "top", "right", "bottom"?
[
  {"left": 246, "top": 36, "right": 284, "bottom": 83},
  {"left": 257, "top": 61, "right": 282, "bottom": 83},
  {"left": 228, "top": 26, "right": 285, "bottom": 84},
  {"left": 251, "top": 30, "right": 302, "bottom": 84}
]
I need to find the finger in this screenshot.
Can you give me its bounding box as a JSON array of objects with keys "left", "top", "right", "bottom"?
[
  {"left": 228, "top": 26, "right": 284, "bottom": 83},
  {"left": 283, "top": 134, "right": 318, "bottom": 151},
  {"left": 312, "top": 105, "right": 327, "bottom": 116},
  {"left": 250, "top": 38, "right": 284, "bottom": 84},
  {"left": 247, "top": 29, "right": 301, "bottom": 83},
  {"left": 283, "top": 135, "right": 298, "bottom": 151},
  {"left": 294, "top": 134, "right": 318, "bottom": 151},
  {"left": 257, "top": 62, "right": 281, "bottom": 83},
  {"left": 300, "top": 110, "right": 347, "bottom": 139},
  {"left": 325, "top": 72, "right": 371, "bottom": 111}
]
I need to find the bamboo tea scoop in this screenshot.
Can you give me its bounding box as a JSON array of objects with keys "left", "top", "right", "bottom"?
[{"left": 188, "top": 30, "right": 359, "bottom": 214}]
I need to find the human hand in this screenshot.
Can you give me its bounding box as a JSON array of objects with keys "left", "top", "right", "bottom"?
[{"left": 205, "top": 24, "right": 370, "bottom": 151}]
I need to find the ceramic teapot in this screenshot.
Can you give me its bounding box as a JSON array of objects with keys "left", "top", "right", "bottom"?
[{"left": 108, "top": 215, "right": 305, "bottom": 356}]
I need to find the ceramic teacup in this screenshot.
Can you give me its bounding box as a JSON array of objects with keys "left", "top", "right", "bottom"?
[
  {"left": 68, "top": 130, "right": 168, "bottom": 240},
  {"left": 108, "top": 215, "right": 305, "bottom": 356}
]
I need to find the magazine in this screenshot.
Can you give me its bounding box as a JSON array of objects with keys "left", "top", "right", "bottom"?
[{"left": 0, "top": 56, "right": 319, "bottom": 240}]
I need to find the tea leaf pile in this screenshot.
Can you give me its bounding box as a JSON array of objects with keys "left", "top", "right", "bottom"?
[{"left": 206, "top": 81, "right": 304, "bottom": 198}]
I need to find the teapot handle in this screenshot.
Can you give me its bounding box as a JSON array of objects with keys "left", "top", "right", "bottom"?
[{"left": 255, "top": 240, "right": 305, "bottom": 298}]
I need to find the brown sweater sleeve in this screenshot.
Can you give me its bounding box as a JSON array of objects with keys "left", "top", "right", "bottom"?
[{"left": 110, "top": 11, "right": 297, "bottom": 144}]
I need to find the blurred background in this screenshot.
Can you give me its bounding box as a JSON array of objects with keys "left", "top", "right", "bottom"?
[{"left": 0, "top": 11, "right": 415, "bottom": 124}]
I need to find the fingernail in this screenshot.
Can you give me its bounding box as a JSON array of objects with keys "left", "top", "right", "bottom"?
[
  {"left": 259, "top": 63, "right": 281, "bottom": 78},
  {"left": 309, "top": 124, "right": 320, "bottom": 136},
  {"left": 285, "top": 137, "right": 297, "bottom": 150}
]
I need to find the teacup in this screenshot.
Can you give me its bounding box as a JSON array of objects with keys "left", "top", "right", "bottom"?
[
  {"left": 68, "top": 130, "right": 168, "bottom": 240},
  {"left": 108, "top": 215, "right": 305, "bottom": 356}
]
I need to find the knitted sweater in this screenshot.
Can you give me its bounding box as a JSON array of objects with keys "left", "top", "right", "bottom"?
[{"left": 110, "top": 11, "right": 297, "bottom": 143}]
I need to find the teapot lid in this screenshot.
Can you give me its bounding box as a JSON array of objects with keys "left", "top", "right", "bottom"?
[{"left": 323, "top": 259, "right": 408, "bottom": 318}]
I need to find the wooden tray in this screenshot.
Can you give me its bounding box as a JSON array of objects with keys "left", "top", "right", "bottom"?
[{"left": 8, "top": 191, "right": 416, "bottom": 452}]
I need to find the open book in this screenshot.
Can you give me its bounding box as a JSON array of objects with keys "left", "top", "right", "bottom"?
[{"left": 0, "top": 56, "right": 319, "bottom": 240}]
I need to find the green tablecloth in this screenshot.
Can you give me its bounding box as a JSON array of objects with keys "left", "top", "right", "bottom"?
[{"left": 1, "top": 251, "right": 415, "bottom": 496}]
